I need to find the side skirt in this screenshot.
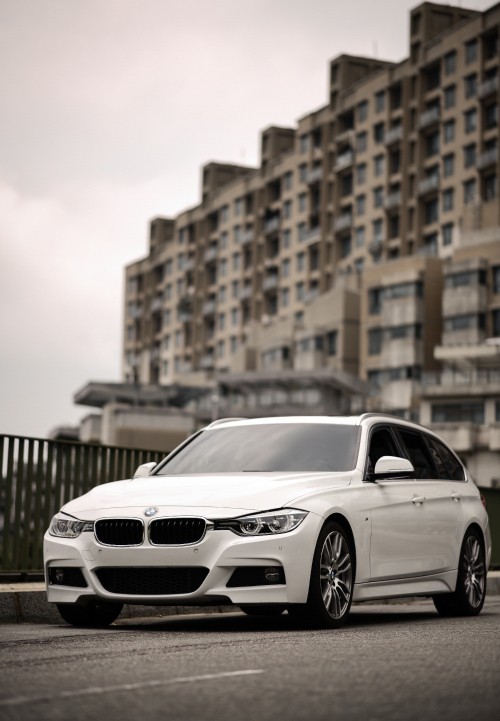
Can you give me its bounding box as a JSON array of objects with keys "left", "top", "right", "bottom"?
[{"left": 353, "top": 570, "right": 457, "bottom": 602}]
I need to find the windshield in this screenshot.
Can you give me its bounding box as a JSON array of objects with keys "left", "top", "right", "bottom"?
[{"left": 155, "top": 423, "right": 360, "bottom": 474}]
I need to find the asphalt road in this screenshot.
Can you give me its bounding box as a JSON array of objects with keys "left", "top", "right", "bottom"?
[{"left": 1, "top": 599, "right": 499, "bottom": 721}]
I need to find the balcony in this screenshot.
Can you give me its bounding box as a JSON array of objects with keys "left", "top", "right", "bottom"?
[
  {"left": 239, "top": 286, "right": 253, "bottom": 301},
  {"left": 419, "top": 106, "right": 440, "bottom": 129},
  {"left": 384, "top": 191, "right": 401, "bottom": 209},
  {"left": 477, "top": 148, "right": 498, "bottom": 170},
  {"left": 199, "top": 354, "right": 215, "bottom": 370},
  {"left": 264, "top": 216, "right": 280, "bottom": 235},
  {"left": 202, "top": 299, "right": 216, "bottom": 316},
  {"left": 478, "top": 76, "right": 499, "bottom": 99},
  {"left": 384, "top": 125, "right": 403, "bottom": 146},
  {"left": 306, "top": 167, "right": 323, "bottom": 184},
  {"left": 418, "top": 174, "right": 439, "bottom": 195},
  {"left": 240, "top": 229, "right": 254, "bottom": 245},
  {"left": 262, "top": 275, "right": 279, "bottom": 291},
  {"left": 204, "top": 247, "right": 217, "bottom": 263},
  {"left": 178, "top": 310, "right": 193, "bottom": 323},
  {"left": 150, "top": 296, "right": 163, "bottom": 312},
  {"left": 335, "top": 150, "right": 354, "bottom": 171},
  {"left": 334, "top": 212, "right": 353, "bottom": 232},
  {"left": 304, "top": 226, "right": 321, "bottom": 245}
]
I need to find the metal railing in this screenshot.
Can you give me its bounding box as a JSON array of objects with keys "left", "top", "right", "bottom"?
[{"left": 0, "top": 434, "right": 166, "bottom": 572}]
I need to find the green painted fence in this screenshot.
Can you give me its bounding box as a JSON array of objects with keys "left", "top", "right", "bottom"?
[{"left": 0, "top": 434, "right": 166, "bottom": 572}]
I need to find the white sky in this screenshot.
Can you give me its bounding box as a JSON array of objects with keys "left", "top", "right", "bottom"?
[{"left": 0, "top": 0, "right": 494, "bottom": 438}]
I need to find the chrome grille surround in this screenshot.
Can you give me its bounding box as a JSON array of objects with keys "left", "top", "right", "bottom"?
[
  {"left": 94, "top": 518, "right": 144, "bottom": 547},
  {"left": 148, "top": 517, "right": 211, "bottom": 546}
]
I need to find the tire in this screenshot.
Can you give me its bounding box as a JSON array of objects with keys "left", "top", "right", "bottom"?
[
  {"left": 289, "top": 521, "right": 355, "bottom": 629},
  {"left": 239, "top": 605, "right": 286, "bottom": 617},
  {"left": 56, "top": 601, "right": 123, "bottom": 627},
  {"left": 433, "top": 528, "right": 486, "bottom": 617}
]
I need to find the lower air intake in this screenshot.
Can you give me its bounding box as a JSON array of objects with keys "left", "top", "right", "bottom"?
[{"left": 95, "top": 567, "right": 209, "bottom": 595}]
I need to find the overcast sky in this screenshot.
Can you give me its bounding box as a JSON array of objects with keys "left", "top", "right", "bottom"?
[{"left": 0, "top": 0, "right": 494, "bottom": 438}]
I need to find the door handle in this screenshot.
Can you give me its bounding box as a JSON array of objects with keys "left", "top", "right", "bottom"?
[
  {"left": 412, "top": 495, "right": 425, "bottom": 505},
  {"left": 451, "top": 492, "right": 462, "bottom": 502}
]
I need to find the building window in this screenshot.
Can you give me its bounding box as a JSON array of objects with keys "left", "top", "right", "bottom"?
[
  {"left": 233, "top": 225, "right": 241, "bottom": 243},
  {"left": 444, "top": 84, "right": 456, "bottom": 109},
  {"left": 298, "top": 223, "right": 307, "bottom": 242},
  {"left": 373, "top": 186, "right": 384, "bottom": 208},
  {"left": 357, "top": 100, "right": 368, "bottom": 123},
  {"left": 232, "top": 252, "right": 240, "bottom": 272},
  {"left": 442, "top": 188, "right": 454, "bottom": 212},
  {"left": 282, "top": 229, "right": 291, "bottom": 248},
  {"left": 465, "top": 39, "right": 478, "bottom": 65},
  {"left": 283, "top": 200, "right": 292, "bottom": 219},
  {"left": 484, "top": 173, "right": 497, "bottom": 202},
  {"left": 432, "top": 402, "right": 484, "bottom": 424},
  {"left": 424, "top": 198, "right": 438, "bottom": 225},
  {"left": 356, "top": 194, "right": 366, "bottom": 215},
  {"left": 299, "top": 164, "right": 307, "bottom": 182},
  {"left": 281, "top": 287, "right": 290, "bottom": 307},
  {"left": 355, "top": 226, "right": 365, "bottom": 247},
  {"left": 219, "top": 258, "right": 227, "bottom": 277},
  {"left": 444, "top": 50, "right": 456, "bottom": 75},
  {"left": 464, "top": 73, "right": 477, "bottom": 99},
  {"left": 485, "top": 103, "right": 498, "bottom": 129},
  {"left": 464, "top": 108, "right": 477, "bottom": 133},
  {"left": 424, "top": 232, "right": 438, "bottom": 254},
  {"left": 234, "top": 198, "right": 243, "bottom": 216},
  {"left": 220, "top": 205, "right": 229, "bottom": 224},
  {"left": 493, "top": 266, "right": 500, "bottom": 294},
  {"left": 442, "top": 222, "right": 453, "bottom": 246},
  {"left": 368, "top": 328, "right": 383, "bottom": 355},
  {"left": 296, "top": 282, "right": 305, "bottom": 301},
  {"left": 463, "top": 178, "right": 476, "bottom": 204},
  {"left": 300, "top": 134, "right": 309, "bottom": 153},
  {"left": 231, "top": 280, "right": 239, "bottom": 299},
  {"left": 356, "top": 131, "right": 367, "bottom": 153},
  {"left": 281, "top": 258, "right": 290, "bottom": 277},
  {"left": 445, "top": 269, "right": 486, "bottom": 288},
  {"left": 283, "top": 171, "right": 293, "bottom": 191},
  {"left": 443, "top": 153, "right": 454, "bottom": 178},
  {"left": 326, "top": 330, "right": 337, "bottom": 355},
  {"left": 296, "top": 252, "right": 306, "bottom": 272},
  {"left": 373, "top": 122, "right": 385, "bottom": 144},
  {"left": 374, "top": 154, "right": 385, "bottom": 177},
  {"left": 463, "top": 143, "right": 476, "bottom": 169},
  {"left": 443, "top": 120, "right": 455, "bottom": 144},
  {"left": 375, "top": 91, "right": 385, "bottom": 113},
  {"left": 298, "top": 193, "right": 307, "bottom": 212},
  {"left": 342, "top": 173, "right": 353, "bottom": 197},
  {"left": 426, "top": 131, "right": 440, "bottom": 157},
  {"left": 368, "top": 288, "right": 381, "bottom": 314},
  {"left": 218, "top": 285, "right": 226, "bottom": 303},
  {"left": 340, "top": 235, "right": 352, "bottom": 258},
  {"left": 444, "top": 313, "right": 486, "bottom": 332},
  {"left": 372, "top": 218, "right": 383, "bottom": 242},
  {"left": 356, "top": 163, "right": 367, "bottom": 184}
]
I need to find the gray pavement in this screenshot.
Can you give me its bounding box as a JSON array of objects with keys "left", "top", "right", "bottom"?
[
  {"left": 1, "top": 598, "right": 499, "bottom": 721},
  {"left": 1, "top": 571, "right": 500, "bottom": 624}
]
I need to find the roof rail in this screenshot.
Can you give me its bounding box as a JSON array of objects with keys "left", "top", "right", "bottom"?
[{"left": 206, "top": 417, "right": 247, "bottom": 428}]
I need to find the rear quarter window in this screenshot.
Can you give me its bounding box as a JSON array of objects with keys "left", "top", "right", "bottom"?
[{"left": 426, "top": 436, "right": 465, "bottom": 481}]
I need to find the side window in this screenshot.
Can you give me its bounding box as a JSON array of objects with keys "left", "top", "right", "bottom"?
[
  {"left": 397, "top": 429, "right": 437, "bottom": 479},
  {"left": 367, "top": 427, "right": 400, "bottom": 472},
  {"left": 427, "top": 437, "right": 465, "bottom": 481},
  {"left": 425, "top": 435, "right": 449, "bottom": 479}
]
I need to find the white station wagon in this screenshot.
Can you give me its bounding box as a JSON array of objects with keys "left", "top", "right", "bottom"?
[{"left": 44, "top": 414, "right": 491, "bottom": 628}]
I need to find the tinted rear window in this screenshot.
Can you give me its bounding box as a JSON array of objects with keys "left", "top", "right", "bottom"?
[{"left": 156, "top": 423, "right": 360, "bottom": 474}]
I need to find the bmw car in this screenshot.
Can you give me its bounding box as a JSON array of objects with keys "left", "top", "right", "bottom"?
[{"left": 44, "top": 414, "right": 491, "bottom": 628}]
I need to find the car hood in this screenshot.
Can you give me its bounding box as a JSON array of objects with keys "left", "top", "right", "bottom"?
[{"left": 61, "top": 472, "right": 352, "bottom": 519}]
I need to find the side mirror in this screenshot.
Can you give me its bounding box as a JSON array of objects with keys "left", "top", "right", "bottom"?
[
  {"left": 133, "top": 462, "right": 157, "bottom": 478},
  {"left": 368, "top": 456, "right": 415, "bottom": 482}
]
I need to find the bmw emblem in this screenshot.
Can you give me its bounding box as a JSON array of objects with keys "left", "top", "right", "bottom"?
[{"left": 144, "top": 507, "right": 158, "bottom": 517}]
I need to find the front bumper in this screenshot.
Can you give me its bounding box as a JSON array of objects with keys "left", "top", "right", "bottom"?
[{"left": 43, "top": 512, "right": 321, "bottom": 607}]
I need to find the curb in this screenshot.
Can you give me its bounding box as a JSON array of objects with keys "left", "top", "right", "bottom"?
[{"left": 1, "top": 572, "right": 499, "bottom": 624}]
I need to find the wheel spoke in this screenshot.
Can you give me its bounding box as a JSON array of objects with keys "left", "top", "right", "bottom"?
[{"left": 336, "top": 580, "right": 350, "bottom": 606}]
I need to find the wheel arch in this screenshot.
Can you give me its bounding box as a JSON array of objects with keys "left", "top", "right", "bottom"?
[
  {"left": 464, "top": 521, "right": 486, "bottom": 554},
  {"left": 322, "top": 512, "right": 357, "bottom": 580}
]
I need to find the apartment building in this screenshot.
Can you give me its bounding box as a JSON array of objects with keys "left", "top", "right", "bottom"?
[{"left": 119, "top": 1, "right": 500, "bottom": 482}]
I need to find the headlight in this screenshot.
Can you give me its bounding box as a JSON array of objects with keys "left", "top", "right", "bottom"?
[
  {"left": 49, "top": 515, "right": 94, "bottom": 538},
  {"left": 215, "top": 508, "right": 308, "bottom": 536}
]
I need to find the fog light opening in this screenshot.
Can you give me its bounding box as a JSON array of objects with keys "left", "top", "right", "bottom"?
[{"left": 264, "top": 567, "right": 282, "bottom": 584}]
